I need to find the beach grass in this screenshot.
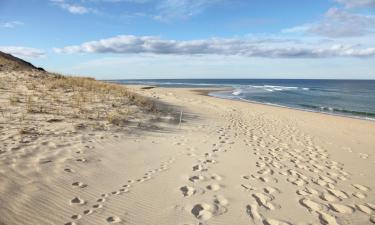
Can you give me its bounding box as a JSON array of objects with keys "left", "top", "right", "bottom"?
[{"left": 0, "top": 70, "right": 159, "bottom": 133}]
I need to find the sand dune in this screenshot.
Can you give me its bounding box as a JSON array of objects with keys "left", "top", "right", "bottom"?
[{"left": 1, "top": 83, "right": 375, "bottom": 225}]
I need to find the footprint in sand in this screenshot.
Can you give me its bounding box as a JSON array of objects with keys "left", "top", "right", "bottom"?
[
  {"left": 97, "top": 198, "right": 106, "bottom": 203},
  {"left": 72, "top": 182, "right": 88, "bottom": 188},
  {"left": 76, "top": 158, "right": 87, "bottom": 162},
  {"left": 329, "top": 203, "right": 354, "bottom": 214},
  {"left": 317, "top": 211, "right": 339, "bottom": 225},
  {"left": 264, "top": 187, "right": 279, "bottom": 194},
  {"left": 71, "top": 214, "right": 82, "bottom": 220},
  {"left": 263, "top": 218, "right": 293, "bottom": 225},
  {"left": 64, "top": 222, "right": 76, "bottom": 225},
  {"left": 64, "top": 168, "right": 74, "bottom": 173},
  {"left": 210, "top": 174, "right": 222, "bottom": 181},
  {"left": 352, "top": 192, "right": 367, "bottom": 199},
  {"left": 299, "top": 198, "right": 325, "bottom": 212},
  {"left": 206, "top": 183, "right": 221, "bottom": 191},
  {"left": 359, "top": 153, "right": 369, "bottom": 159},
  {"left": 252, "top": 175, "right": 277, "bottom": 183},
  {"left": 257, "top": 168, "right": 274, "bottom": 175},
  {"left": 189, "top": 175, "right": 205, "bottom": 183},
  {"left": 256, "top": 162, "right": 266, "bottom": 168},
  {"left": 356, "top": 204, "right": 373, "bottom": 214},
  {"left": 296, "top": 187, "right": 319, "bottom": 196},
  {"left": 241, "top": 184, "right": 257, "bottom": 191},
  {"left": 246, "top": 203, "right": 262, "bottom": 221},
  {"left": 327, "top": 189, "right": 348, "bottom": 199},
  {"left": 192, "top": 164, "right": 205, "bottom": 172},
  {"left": 214, "top": 195, "right": 229, "bottom": 207},
  {"left": 352, "top": 184, "right": 371, "bottom": 192},
  {"left": 366, "top": 203, "right": 375, "bottom": 210},
  {"left": 70, "top": 197, "right": 86, "bottom": 205},
  {"left": 180, "top": 186, "right": 196, "bottom": 197},
  {"left": 252, "top": 193, "right": 276, "bottom": 210},
  {"left": 319, "top": 175, "right": 337, "bottom": 184},
  {"left": 93, "top": 204, "right": 103, "bottom": 209},
  {"left": 202, "top": 159, "right": 216, "bottom": 164},
  {"left": 106, "top": 216, "right": 121, "bottom": 223},
  {"left": 191, "top": 203, "right": 212, "bottom": 221},
  {"left": 320, "top": 192, "right": 340, "bottom": 202},
  {"left": 119, "top": 188, "right": 129, "bottom": 193},
  {"left": 83, "top": 209, "right": 93, "bottom": 215},
  {"left": 287, "top": 177, "right": 307, "bottom": 186}
]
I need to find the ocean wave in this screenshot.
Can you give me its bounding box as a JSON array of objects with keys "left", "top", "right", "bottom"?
[
  {"left": 229, "top": 85, "right": 309, "bottom": 95},
  {"left": 247, "top": 85, "right": 308, "bottom": 92},
  {"left": 299, "top": 104, "right": 375, "bottom": 117},
  {"left": 232, "top": 90, "right": 242, "bottom": 96}
]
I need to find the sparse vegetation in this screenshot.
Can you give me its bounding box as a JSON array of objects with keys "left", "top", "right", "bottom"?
[
  {"left": 18, "top": 127, "right": 38, "bottom": 135},
  {"left": 9, "top": 95, "right": 20, "bottom": 105},
  {"left": 0, "top": 51, "right": 165, "bottom": 161},
  {"left": 1, "top": 69, "right": 159, "bottom": 129},
  {"left": 26, "top": 95, "right": 34, "bottom": 113}
]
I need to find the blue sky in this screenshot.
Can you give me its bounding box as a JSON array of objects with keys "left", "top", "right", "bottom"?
[{"left": 1, "top": 0, "right": 375, "bottom": 79}]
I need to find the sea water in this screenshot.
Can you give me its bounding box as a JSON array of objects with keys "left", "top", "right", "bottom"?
[{"left": 112, "top": 79, "right": 375, "bottom": 120}]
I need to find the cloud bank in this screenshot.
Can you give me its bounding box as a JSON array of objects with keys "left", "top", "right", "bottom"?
[
  {"left": 309, "top": 8, "right": 374, "bottom": 37},
  {"left": 0, "top": 46, "right": 45, "bottom": 58},
  {"left": 335, "top": 0, "right": 375, "bottom": 8},
  {"left": 54, "top": 35, "right": 375, "bottom": 58},
  {"left": 283, "top": 8, "right": 374, "bottom": 38}
]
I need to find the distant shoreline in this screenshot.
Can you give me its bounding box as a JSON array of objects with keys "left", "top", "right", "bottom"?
[
  {"left": 117, "top": 79, "right": 375, "bottom": 121},
  {"left": 189, "top": 87, "right": 375, "bottom": 122}
]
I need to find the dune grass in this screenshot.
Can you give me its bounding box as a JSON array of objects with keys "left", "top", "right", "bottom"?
[{"left": 1, "top": 70, "right": 158, "bottom": 127}]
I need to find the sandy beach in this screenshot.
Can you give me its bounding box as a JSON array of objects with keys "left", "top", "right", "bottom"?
[
  {"left": 2, "top": 0, "right": 375, "bottom": 223},
  {"left": 1, "top": 75, "right": 375, "bottom": 225}
]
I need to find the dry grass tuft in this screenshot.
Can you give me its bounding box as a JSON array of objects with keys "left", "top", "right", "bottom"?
[{"left": 9, "top": 95, "right": 20, "bottom": 105}]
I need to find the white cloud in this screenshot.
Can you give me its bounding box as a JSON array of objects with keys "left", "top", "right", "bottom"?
[
  {"left": 89, "top": 0, "right": 152, "bottom": 2},
  {"left": 281, "top": 25, "right": 310, "bottom": 34},
  {"left": 60, "top": 54, "right": 375, "bottom": 80},
  {"left": 63, "top": 4, "right": 89, "bottom": 14},
  {"left": 51, "top": 0, "right": 90, "bottom": 14},
  {"left": 335, "top": 0, "right": 375, "bottom": 8},
  {"left": 154, "top": 0, "right": 221, "bottom": 21},
  {"left": 68, "top": 0, "right": 222, "bottom": 20},
  {"left": 54, "top": 35, "right": 375, "bottom": 58},
  {"left": 309, "top": 8, "right": 374, "bottom": 37},
  {"left": 0, "top": 46, "right": 45, "bottom": 58},
  {"left": 282, "top": 8, "right": 374, "bottom": 38},
  {"left": 1, "top": 21, "right": 24, "bottom": 28}
]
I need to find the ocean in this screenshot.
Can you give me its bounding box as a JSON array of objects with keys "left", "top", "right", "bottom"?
[{"left": 111, "top": 79, "right": 375, "bottom": 120}]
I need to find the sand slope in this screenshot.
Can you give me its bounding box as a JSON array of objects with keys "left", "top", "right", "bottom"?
[{"left": 1, "top": 86, "right": 375, "bottom": 225}]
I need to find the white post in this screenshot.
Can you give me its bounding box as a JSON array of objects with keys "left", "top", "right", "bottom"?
[{"left": 179, "top": 110, "right": 183, "bottom": 129}]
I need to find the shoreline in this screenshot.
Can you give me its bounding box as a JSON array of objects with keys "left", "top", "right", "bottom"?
[
  {"left": 127, "top": 83, "right": 375, "bottom": 123},
  {"left": 207, "top": 89, "right": 375, "bottom": 123}
]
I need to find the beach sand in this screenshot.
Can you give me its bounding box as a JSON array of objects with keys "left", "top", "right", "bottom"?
[{"left": 1, "top": 82, "right": 375, "bottom": 225}]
